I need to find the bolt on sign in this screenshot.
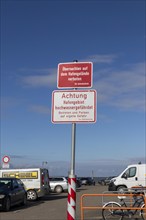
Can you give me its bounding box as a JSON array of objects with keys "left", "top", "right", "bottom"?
[
  {"left": 57, "top": 62, "right": 93, "bottom": 88},
  {"left": 52, "top": 90, "right": 96, "bottom": 123}
]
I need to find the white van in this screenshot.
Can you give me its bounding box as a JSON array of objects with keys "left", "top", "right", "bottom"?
[
  {"left": 108, "top": 164, "right": 146, "bottom": 192},
  {"left": 0, "top": 168, "right": 50, "bottom": 200}
]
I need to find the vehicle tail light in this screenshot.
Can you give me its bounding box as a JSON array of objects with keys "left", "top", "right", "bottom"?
[{"left": 42, "top": 175, "right": 44, "bottom": 185}]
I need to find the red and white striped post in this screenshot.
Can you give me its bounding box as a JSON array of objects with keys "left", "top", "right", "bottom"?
[
  {"left": 67, "top": 175, "right": 76, "bottom": 220},
  {"left": 67, "top": 121, "right": 76, "bottom": 220}
]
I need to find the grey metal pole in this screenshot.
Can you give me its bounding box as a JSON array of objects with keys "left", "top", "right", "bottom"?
[
  {"left": 70, "top": 60, "right": 78, "bottom": 176},
  {"left": 70, "top": 123, "right": 76, "bottom": 175},
  {"left": 67, "top": 61, "right": 77, "bottom": 220}
]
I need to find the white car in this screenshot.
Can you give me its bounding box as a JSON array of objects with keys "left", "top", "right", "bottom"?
[{"left": 49, "top": 177, "right": 68, "bottom": 193}]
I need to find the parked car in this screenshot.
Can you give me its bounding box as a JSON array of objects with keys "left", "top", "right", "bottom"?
[
  {"left": 76, "top": 178, "right": 82, "bottom": 188},
  {"left": 80, "top": 177, "right": 95, "bottom": 185},
  {"left": 49, "top": 177, "right": 68, "bottom": 193},
  {"left": 98, "top": 176, "right": 115, "bottom": 185},
  {"left": 65, "top": 176, "right": 82, "bottom": 189},
  {"left": 0, "top": 168, "right": 50, "bottom": 201},
  {"left": 0, "top": 177, "right": 27, "bottom": 211}
]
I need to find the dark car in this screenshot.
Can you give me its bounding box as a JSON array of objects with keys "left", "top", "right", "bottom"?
[
  {"left": 65, "top": 177, "right": 82, "bottom": 189},
  {"left": 76, "top": 178, "right": 82, "bottom": 188},
  {"left": 98, "top": 176, "right": 115, "bottom": 185},
  {"left": 80, "top": 177, "right": 95, "bottom": 185},
  {"left": 0, "top": 177, "right": 27, "bottom": 211}
]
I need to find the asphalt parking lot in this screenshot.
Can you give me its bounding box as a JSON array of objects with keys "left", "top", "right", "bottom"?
[{"left": 0, "top": 184, "right": 145, "bottom": 220}]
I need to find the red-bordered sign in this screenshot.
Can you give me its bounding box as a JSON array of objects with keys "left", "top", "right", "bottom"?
[
  {"left": 2, "top": 155, "right": 10, "bottom": 164},
  {"left": 57, "top": 62, "right": 93, "bottom": 88},
  {"left": 52, "top": 90, "right": 96, "bottom": 123}
]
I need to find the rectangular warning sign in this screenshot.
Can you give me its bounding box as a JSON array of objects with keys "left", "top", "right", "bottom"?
[
  {"left": 57, "top": 62, "right": 93, "bottom": 88},
  {"left": 52, "top": 90, "right": 96, "bottom": 123}
]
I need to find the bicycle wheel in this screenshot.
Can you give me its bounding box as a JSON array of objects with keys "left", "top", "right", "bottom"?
[
  {"left": 102, "top": 202, "right": 123, "bottom": 220},
  {"left": 140, "top": 204, "right": 145, "bottom": 220}
]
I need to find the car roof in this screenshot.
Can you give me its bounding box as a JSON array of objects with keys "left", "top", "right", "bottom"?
[
  {"left": 81, "top": 177, "right": 92, "bottom": 179},
  {"left": 50, "top": 176, "right": 66, "bottom": 178}
]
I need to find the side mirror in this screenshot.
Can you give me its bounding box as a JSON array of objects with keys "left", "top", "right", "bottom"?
[{"left": 122, "top": 173, "right": 127, "bottom": 179}]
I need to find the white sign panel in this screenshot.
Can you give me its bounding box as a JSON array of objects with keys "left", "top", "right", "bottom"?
[
  {"left": 2, "top": 163, "right": 10, "bottom": 169},
  {"left": 52, "top": 90, "right": 96, "bottom": 123}
]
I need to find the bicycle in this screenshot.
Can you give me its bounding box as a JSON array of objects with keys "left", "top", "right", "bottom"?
[{"left": 102, "top": 191, "right": 145, "bottom": 220}]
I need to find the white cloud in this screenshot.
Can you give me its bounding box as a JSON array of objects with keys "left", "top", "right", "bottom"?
[
  {"left": 19, "top": 58, "right": 145, "bottom": 112},
  {"left": 20, "top": 54, "right": 118, "bottom": 88},
  {"left": 81, "top": 54, "right": 118, "bottom": 64},
  {"left": 21, "top": 68, "right": 57, "bottom": 88},
  {"left": 29, "top": 104, "right": 50, "bottom": 114},
  {"left": 94, "top": 62, "right": 145, "bottom": 111},
  {"left": 5, "top": 156, "right": 145, "bottom": 177}
]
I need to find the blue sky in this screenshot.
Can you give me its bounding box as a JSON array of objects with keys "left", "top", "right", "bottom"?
[{"left": 1, "top": 0, "right": 145, "bottom": 177}]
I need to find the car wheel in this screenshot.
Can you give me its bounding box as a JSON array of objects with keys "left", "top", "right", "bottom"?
[
  {"left": 4, "top": 197, "right": 11, "bottom": 212},
  {"left": 117, "top": 186, "right": 127, "bottom": 193},
  {"left": 55, "top": 185, "right": 63, "bottom": 193},
  {"left": 27, "top": 190, "right": 37, "bottom": 200}
]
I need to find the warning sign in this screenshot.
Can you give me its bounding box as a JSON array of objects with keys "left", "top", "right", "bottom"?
[
  {"left": 57, "top": 62, "right": 93, "bottom": 88},
  {"left": 52, "top": 90, "right": 96, "bottom": 123}
]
